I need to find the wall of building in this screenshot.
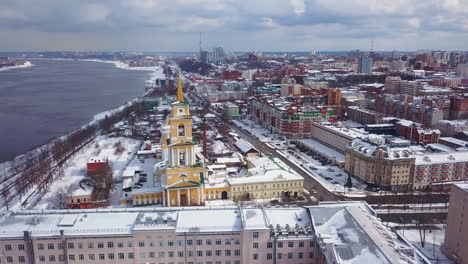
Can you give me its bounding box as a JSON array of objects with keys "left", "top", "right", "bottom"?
[{"left": 442, "top": 184, "right": 468, "bottom": 264}]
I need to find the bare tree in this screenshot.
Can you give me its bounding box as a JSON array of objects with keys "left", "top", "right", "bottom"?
[
  {"left": 1, "top": 188, "right": 10, "bottom": 211},
  {"left": 48, "top": 185, "right": 75, "bottom": 209}
]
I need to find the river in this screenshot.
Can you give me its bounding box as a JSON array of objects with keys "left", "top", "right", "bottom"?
[{"left": 0, "top": 59, "right": 153, "bottom": 162}]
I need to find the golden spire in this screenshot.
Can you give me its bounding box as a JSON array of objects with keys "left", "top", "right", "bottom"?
[{"left": 176, "top": 74, "right": 184, "bottom": 102}]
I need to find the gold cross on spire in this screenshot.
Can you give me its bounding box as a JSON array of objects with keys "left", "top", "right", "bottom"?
[{"left": 176, "top": 74, "right": 184, "bottom": 102}]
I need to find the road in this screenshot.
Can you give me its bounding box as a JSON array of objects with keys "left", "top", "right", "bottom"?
[{"left": 230, "top": 123, "right": 341, "bottom": 201}]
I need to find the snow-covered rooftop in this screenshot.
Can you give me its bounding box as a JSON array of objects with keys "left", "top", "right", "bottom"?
[
  {"left": 0, "top": 206, "right": 313, "bottom": 238},
  {"left": 309, "top": 202, "right": 429, "bottom": 264}
]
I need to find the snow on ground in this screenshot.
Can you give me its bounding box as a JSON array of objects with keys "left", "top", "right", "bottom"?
[
  {"left": 277, "top": 148, "right": 367, "bottom": 195},
  {"left": 397, "top": 225, "right": 453, "bottom": 264},
  {"left": 211, "top": 140, "right": 231, "bottom": 155},
  {"left": 233, "top": 119, "right": 285, "bottom": 144},
  {"left": 113, "top": 156, "right": 158, "bottom": 207},
  {"left": 34, "top": 136, "right": 141, "bottom": 209}
]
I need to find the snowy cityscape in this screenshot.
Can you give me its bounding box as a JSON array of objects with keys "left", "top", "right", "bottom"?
[{"left": 1, "top": 1, "right": 468, "bottom": 264}]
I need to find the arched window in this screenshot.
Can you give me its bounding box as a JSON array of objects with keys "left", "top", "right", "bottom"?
[
  {"left": 179, "top": 152, "right": 186, "bottom": 166},
  {"left": 178, "top": 124, "right": 185, "bottom": 136}
]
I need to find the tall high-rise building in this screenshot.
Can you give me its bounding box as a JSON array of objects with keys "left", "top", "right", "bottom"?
[
  {"left": 200, "top": 50, "right": 209, "bottom": 63},
  {"left": 212, "top": 47, "right": 224, "bottom": 64},
  {"left": 358, "top": 57, "right": 373, "bottom": 74}
]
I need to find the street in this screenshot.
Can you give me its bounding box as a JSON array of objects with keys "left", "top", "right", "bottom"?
[{"left": 230, "top": 123, "right": 341, "bottom": 201}]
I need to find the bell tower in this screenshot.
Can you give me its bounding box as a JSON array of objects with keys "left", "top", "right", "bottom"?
[{"left": 159, "top": 74, "right": 207, "bottom": 207}]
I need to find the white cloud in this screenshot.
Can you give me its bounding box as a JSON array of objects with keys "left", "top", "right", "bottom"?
[
  {"left": 290, "top": 0, "right": 305, "bottom": 15},
  {"left": 407, "top": 18, "right": 420, "bottom": 28}
]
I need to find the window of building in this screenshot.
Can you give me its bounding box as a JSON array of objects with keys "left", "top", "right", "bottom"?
[
  {"left": 128, "top": 253, "right": 134, "bottom": 259},
  {"left": 253, "top": 243, "right": 258, "bottom": 249},
  {"left": 215, "top": 250, "right": 221, "bottom": 256},
  {"left": 267, "top": 253, "right": 273, "bottom": 260},
  {"left": 277, "top": 242, "right": 283, "bottom": 248},
  {"left": 267, "top": 242, "right": 273, "bottom": 248},
  {"left": 58, "top": 255, "right": 65, "bottom": 262},
  {"left": 127, "top": 241, "right": 133, "bottom": 248},
  {"left": 68, "top": 255, "right": 75, "bottom": 261},
  {"left": 298, "top": 252, "right": 303, "bottom": 259},
  {"left": 168, "top": 251, "right": 174, "bottom": 258},
  {"left": 139, "top": 241, "right": 145, "bottom": 247},
  {"left": 299, "top": 241, "right": 304, "bottom": 247},
  {"left": 97, "top": 242, "right": 104, "bottom": 249},
  {"left": 38, "top": 244, "right": 44, "bottom": 250},
  {"left": 234, "top": 250, "right": 240, "bottom": 256},
  {"left": 67, "top": 243, "right": 74, "bottom": 249},
  {"left": 197, "top": 239, "right": 202, "bottom": 246},
  {"left": 107, "top": 253, "right": 114, "bottom": 260},
  {"left": 287, "top": 252, "right": 293, "bottom": 259},
  {"left": 58, "top": 243, "right": 63, "bottom": 250},
  {"left": 253, "top": 232, "right": 259, "bottom": 239},
  {"left": 288, "top": 242, "right": 294, "bottom": 248},
  {"left": 278, "top": 253, "right": 282, "bottom": 259},
  {"left": 225, "top": 250, "right": 231, "bottom": 256},
  {"left": 48, "top": 243, "right": 54, "bottom": 250},
  {"left": 197, "top": 251, "right": 203, "bottom": 257},
  {"left": 253, "top": 254, "right": 258, "bottom": 260},
  {"left": 49, "top": 255, "right": 55, "bottom": 262},
  {"left": 6, "top": 256, "right": 13, "bottom": 263},
  {"left": 178, "top": 124, "right": 185, "bottom": 136},
  {"left": 38, "top": 256, "right": 45, "bottom": 262},
  {"left": 117, "top": 242, "right": 123, "bottom": 248},
  {"left": 187, "top": 240, "right": 193, "bottom": 246},
  {"left": 206, "top": 251, "right": 212, "bottom": 257},
  {"left": 187, "top": 251, "right": 192, "bottom": 257},
  {"left": 177, "top": 240, "right": 183, "bottom": 247},
  {"left": 79, "top": 254, "right": 84, "bottom": 261},
  {"left": 108, "top": 242, "right": 114, "bottom": 248},
  {"left": 206, "top": 239, "right": 212, "bottom": 245},
  {"left": 309, "top": 241, "right": 315, "bottom": 247},
  {"left": 88, "top": 254, "right": 95, "bottom": 261},
  {"left": 18, "top": 256, "right": 26, "bottom": 263},
  {"left": 309, "top": 252, "right": 315, "bottom": 259},
  {"left": 139, "top": 252, "right": 145, "bottom": 259},
  {"left": 118, "top": 253, "right": 125, "bottom": 259},
  {"left": 177, "top": 251, "right": 183, "bottom": 257},
  {"left": 168, "top": 240, "right": 174, "bottom": 247}
]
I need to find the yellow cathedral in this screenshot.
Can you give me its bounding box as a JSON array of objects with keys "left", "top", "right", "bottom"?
[{"left": 157, "top": 75, "right": 208, "bottom": 206}]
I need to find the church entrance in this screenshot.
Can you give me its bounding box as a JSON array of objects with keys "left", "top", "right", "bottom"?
[
  {"left": 180, "top": 194, "right": 188, "bottom": 206},
  {"left": 221, "top": 191, "right": 228, "bottom": 199}
]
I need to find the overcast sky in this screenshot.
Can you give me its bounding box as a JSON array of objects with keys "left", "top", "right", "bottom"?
[{"left": 1, "top": 0, "right": 467, "bottom": 52}]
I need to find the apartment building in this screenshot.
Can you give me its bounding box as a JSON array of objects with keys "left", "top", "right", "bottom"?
[
  {"left": 0, "top": 203, "right": 428, "bottom": 264},
  {"left": 0, "top": 206, "right": 316, "bottom": 264},
  {"left": 249, "top": 97, "right": 335, "bottom": 139},
  {"left": 312, "top": 122, "right": 366, "bottom": 153},
  {"left": 414, "top": 152, "right": 468, "bottom": 190},
  {"left": 442, "top": 183, "right": 468, "bottom": 264},
  {"left": 346, "top": 106, "right": 383, "bottom": 125},
  {"left": 345, "top": 137, "right": 415, "bottom": 191}
]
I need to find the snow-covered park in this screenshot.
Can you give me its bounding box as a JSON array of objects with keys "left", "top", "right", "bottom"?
[{"left": 34, "top": 136, "right": 141, "bottom": 209}]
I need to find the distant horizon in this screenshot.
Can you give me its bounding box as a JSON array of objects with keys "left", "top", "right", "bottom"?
[{"left": 1, "top": 50, "right": 463, "bottom": 54}]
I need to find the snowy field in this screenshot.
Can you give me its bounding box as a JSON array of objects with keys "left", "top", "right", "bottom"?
[
  {"left": 277, "top": 149, "right": 367, "bottom": 196},
  {"left": 397, "top": 226, "right": 453, "bottom": 264},
  {"left": 34, "top": 136, "right": 141, "bottom": 209}
]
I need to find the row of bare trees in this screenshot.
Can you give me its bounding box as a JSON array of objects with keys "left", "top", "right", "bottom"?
[{"left": 1, "top": 101, "right": 142, "bottom": 211}]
